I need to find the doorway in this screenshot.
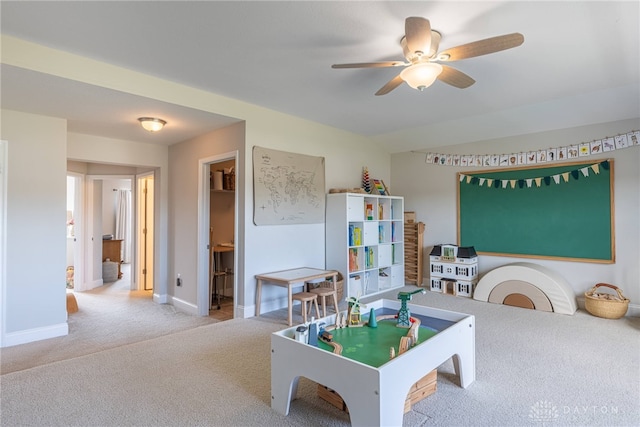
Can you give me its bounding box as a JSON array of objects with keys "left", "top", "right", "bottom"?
[
  {"left": 136, "top": 173, "right": 155, "bottom": 292},
  {"left": 83, "top": 174, "right": 140, "bottom": 292},
  {"left": 198, "top": 152, "right": 238, "bottom": 320},
  {"left": 65, "top": 173, "right": 84, "bottom": 291}
]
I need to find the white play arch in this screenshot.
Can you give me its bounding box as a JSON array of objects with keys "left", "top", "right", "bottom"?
[{"left": 474, "top": 262, "right": 577, "bottom": 315}]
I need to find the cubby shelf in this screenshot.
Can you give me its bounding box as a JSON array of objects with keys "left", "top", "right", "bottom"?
[{"left": 326, "top": 193, "right": 405, "bottom": 300}]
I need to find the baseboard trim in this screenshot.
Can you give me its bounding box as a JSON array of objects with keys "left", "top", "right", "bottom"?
[
  {"left": 248, "top": 296, "right": 289, "bottom": 319},
  {"left": 625, "top": 303, "right": 640, "bottom": 317},
  {"left": 1, "top": 322, "right": 68, "bottom": 348},
  {"left": 153, "top": 293, "right": 169, "bottom": 304},
  {"left": 170, "top": 295, "right": 198, "bottom": 315},
  {"left": 87, "top": 279, "right": 103, "bottom": 291},
  {"left": 238, "top": 304, "right": 253, "bottom": 319}
]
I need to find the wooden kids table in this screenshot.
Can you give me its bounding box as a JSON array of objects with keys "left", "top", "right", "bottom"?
[{"left": 255, "top": 267, "right": 339, "bottom": 326}]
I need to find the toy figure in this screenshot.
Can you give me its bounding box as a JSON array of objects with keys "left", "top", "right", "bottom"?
[
  {"left": 396, "top": 288, "right": 426, "bottom": 327},
  {"left": 346, "top": 295, "right": 366, "bottom": 325}
]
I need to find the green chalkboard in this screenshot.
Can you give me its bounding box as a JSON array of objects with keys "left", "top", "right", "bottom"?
[{"left": 457, "top": 160, "right": 614, "bottom": 263}]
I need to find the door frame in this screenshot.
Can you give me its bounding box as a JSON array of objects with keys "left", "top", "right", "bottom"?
[
  {"left": 197, "top": 151, "right": 238, "bottom": 316},
  {"left": 85, "top": 174, "right": 136, "bottom": 290},
  {"left": 66, "top": 172, "right": 85, "bottom": 291},
  {"left": 136, "top": 172, "right": 155, "bottom": 292},
  {"left": 0, "top": 141, "right": 7, "bottom": 346}
]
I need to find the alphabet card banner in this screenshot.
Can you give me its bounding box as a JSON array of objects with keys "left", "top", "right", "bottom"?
[{"left": 421, "top": 130, "right": 638, "bottom": 167}]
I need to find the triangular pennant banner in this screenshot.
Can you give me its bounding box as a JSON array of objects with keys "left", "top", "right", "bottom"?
[
  {"left": 487, "top": 179, "right": 494, "bottom": 187},
  {"left": 479, "top": 178, "right": 486, "bottom": 186},
  {"left": 466, "top": 175, "right": 473, "bottom": 184},
  {"left": 591, "top": 163, "right": 600, "bottom": 174},
  {"left": 562, "top": 172, "right": 570, "bottom": 182},
  {"left": 501, "top": 180, "right": 508, "bottom": 189},
  {"left": 459, "top": 174, "right": 465, "bottom": 182},
  {"left": 552, "top": 175, "right": 560, "bottom": 185},
  {"left": 534, "top": 178, "right": 542, "bottom": 187},
  {"left": 580, "top": 167, "right": 589, "bottom": 177},
  {"left": 526, "top": 178, "right": 533, "bottom": 188},
  {"left": 510, "top": 180, "right": 516, "bottom": 189}
]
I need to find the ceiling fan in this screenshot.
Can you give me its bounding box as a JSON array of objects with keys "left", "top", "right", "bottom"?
[{"left": 332, "top": 17, "right": 524, "bottom": 95}]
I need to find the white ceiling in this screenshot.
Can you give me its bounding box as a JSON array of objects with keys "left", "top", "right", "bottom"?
[{"left": 1, "top": 1, "right": 639, "bottom": 153}]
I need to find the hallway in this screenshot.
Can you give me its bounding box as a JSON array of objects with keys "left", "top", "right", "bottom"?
[{"left": 1, "top": 264, "right": 224, "bottom": 374}]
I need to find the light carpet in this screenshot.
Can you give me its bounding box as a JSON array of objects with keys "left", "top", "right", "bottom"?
[
  {"left": 1, "top": 265, "right": 219, "bottom": 374},
  {"left": 1, "top": 286, "right": 639, "bottom": 426}
]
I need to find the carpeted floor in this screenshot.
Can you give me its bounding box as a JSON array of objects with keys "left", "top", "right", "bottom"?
[
  {"left": 1, "top": 264, "right": 221, "bottom": 374},
  {"left": 1, "top": 285, "right": 639, "bottom": 426}
]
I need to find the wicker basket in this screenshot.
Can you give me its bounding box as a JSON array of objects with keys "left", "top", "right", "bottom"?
[
  {"left": 584, "top": 283, "right": 629, "bottom": 319},
  {"left": 309, "top": 273, "right": 344, "bottom": 301}
]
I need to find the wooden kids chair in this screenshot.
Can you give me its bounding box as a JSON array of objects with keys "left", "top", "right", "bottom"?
[{"left": 291, "top": 292, "right": 320, "bottom": 324}]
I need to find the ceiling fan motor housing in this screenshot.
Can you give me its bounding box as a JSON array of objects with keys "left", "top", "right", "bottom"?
[{"left": 401, "top": 30, "right": 442, "bottom": 63}]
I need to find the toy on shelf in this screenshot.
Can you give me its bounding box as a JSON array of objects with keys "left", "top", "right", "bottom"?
[
  {"left": 429, "top": 244, "right": 478, "bottom": 298},
  {"left": 362, "top": 166, "right": 371, "bottom": 193}
]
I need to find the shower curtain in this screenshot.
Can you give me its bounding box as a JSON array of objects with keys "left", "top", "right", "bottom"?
[{"left": 115, "top": 189, "right": 132, "bottom": 263}]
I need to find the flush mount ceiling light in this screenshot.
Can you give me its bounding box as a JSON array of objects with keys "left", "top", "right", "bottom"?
[
  {"left": 400, "top": 62, "right": 443, "bottom": 91},
  {"left": 138, "top": 117, "right": 167, "bottom": 132}
]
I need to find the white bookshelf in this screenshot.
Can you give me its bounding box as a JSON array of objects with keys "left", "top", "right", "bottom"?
[{"left": 326, "top": 193, "right": 405, "bottom": 300}]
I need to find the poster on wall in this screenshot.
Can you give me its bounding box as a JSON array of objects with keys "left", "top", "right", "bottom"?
[{"left": 252, "top": 146, "right": 325, "bottom": 225}]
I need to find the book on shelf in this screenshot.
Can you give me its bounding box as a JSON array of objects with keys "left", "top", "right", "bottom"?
[
  {"left": 366, "top": 246, "right": 374, "bottom": 269},
  {"left": 349, "top": 224, "right": 354, "bottom": 246},
  {"left": 354, "top": 226, "right": 361, "bottom": 246},
  {"left": 349, "top": 248, "right": 359, "bottom": 272},
  {"left": 349, "top": 225, "right": 362, "bottom": 246}
]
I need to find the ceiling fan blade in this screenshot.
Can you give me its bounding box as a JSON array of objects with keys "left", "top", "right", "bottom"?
[
  {"left": 437, "top": 65, "right": 475, "bottom": 88},
  {"left": 405, "top": 17, "right": 432, "bottom": 56},
  {"left": 375, "top": 74, "right": 405, "bottom": 96},
  {"left": 439, "top": 33, "right": 524, "bottom": 61},
  {"left": 332, "top": 61, "right": 406, "bottom": 69}
]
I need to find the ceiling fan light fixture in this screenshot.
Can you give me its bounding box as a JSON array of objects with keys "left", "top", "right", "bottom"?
[
  {"left": 400, "top": 63, "right": 443, "bottom": 91},
  {"left": 138, "top": 117, "right": 167, "bottom": 132}
]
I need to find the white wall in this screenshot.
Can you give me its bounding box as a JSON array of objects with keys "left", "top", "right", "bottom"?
[
  {"left": 168, "top": 123, "right": 244, "bottom": 311},
  {"left": 2, "top": 35, "right": 393, "bottom": 320},
  {"left": 241, "top": 113, "right": 390, "bottom": 317},
  {"left": 0, "top": 110, "right": 69, "bottom": 346},
  {"left": 392, "top": 118, "right": 640, "bottom": 315},
  {"left": 168, "top": 117, "right": 390, "bottom": 317}
]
